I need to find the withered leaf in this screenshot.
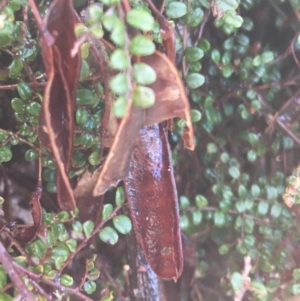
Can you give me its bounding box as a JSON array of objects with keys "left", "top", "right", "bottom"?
[
  {"left": 36, "top": 0, "right": 81, "bottom": 210},
  {"left": 93, "top": 51, "right": 194, "bottom": 195},
  {"left": 14, "top": 183, "right": 43, "bottom": 244},
  {"left": 124, "top": 123, "right": 183, "bottom": 280}
]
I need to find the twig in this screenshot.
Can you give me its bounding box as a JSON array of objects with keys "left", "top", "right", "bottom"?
[
  {"left": 57, "top": 205, "right": 123, "bottom": 274},
  {"left": 0, "top": 82, "right": 46, "bottom": 90},
  {"left": 0, "top": 240, "right": 36, "bottom": 301},
  {"left": 234, "top": 256, "right": 252, "bottom": 301},
  {"left": 194, "top": 9, "right": 211, "bottom": 47}
]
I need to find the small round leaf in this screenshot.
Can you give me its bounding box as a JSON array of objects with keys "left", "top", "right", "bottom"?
[
  {"left": 113, "top": 215, "right": 132, "bottom": 234},
  {"left": 126, "top": 9, "right": 155, "bottom": 31},
  {"left": 129, "top": 35, "right": 155, "bottom": 56},
  {"left": 99, "top": 226, "right": 119, "bottom": 245}
]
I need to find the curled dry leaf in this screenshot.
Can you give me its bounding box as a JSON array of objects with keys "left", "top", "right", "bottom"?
[
  {"left": 124, "top": 123, "right": 183, "bottom": 280},
  {"left": 93, "top": 51, "right": 194, "bottom": 196},
  {"left": 34, "top": 0, "right": 81, "bottom": 210},
  {"left": 14, "top": 183, "right": 43, "bottom": 244}
]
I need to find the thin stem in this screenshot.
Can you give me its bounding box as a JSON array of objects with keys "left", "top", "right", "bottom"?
[{"left": 0, "top": 240, "right": 36, "bottom": 301}]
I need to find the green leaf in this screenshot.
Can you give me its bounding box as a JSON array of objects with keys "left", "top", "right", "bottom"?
[
  {"left": 247, "top": 150, "right": 257, "bottom": 162},
  {"left": 219, "top": 244, "right": 229, "bottom": 255},
  {"left": 0, "top": 146, "right": 12, "bottom": 163},
  {"left": 57, "top": 211, "right": 69, "bottom": 222},
  {"left": 261, "top": 51, "right": 274, "bottom": 64},
  {"left": 216, "top": 0, "right": 238, "bottom": 12},
  {"left": 126, "top": 9, "right": 155, "bottom": 31},
  {"left": 110, "top": 49, "right": 129, "bottom": 70},
  {"left": 89, "top": 24, "right": 104, "bottom": 39},
  {"left": 270, "top": 203, "right": 281, "bottom": 218},
  {"left": 180, "top": 195, "right": 190, "bottom": 209},
  {"left": 230, "top": 272, "right": 243, "bottom": 293},
  {"left": 25, "top": 149, "right": 38, "bottom": 162},
  {"left": 223, "top": 11, "right": 243, "bottom": 28},
  {"left": 185, "top": 47, "right": 204, "bottom": 63},
  {"left": 214, "top": 211, "right": 225, "bottom": 227},
  {"left": 220, "top": 152, "right": 229, "bottom": 163},
  {"left": 115, "top": 186, "right": 125, "bottom": 206},
  {"left": 293, "top": 268, "right": 300, "bottom": 280},
  {"left": 109, "top": 73, "right": 128, "bottom": 95},
  {"left": 249, "top": 281, "right": 268, "bottom": 298},
  {"left": 211, "top": 49, "right": 221, "bottom": 63},
  {"left": 83, "top": 220, "right": 94, "bottom": 238},
  {"left": 133, "top": 62, "right": 157, "bottom": 85},
  {"left": 76, "top": 89, "right": 97, "bottom": 106},
  {"left": 292, "top": 283, "right": 300, "bottom": 295},
  {"left": 257, "top": 201, "right": 269, "bottom": 216},
  {"left": 11, "top": 97, "right": 25, "bottom": 113},
  {"left": 244, "top": 218, "right": 254, "bottom": 234},
  {"left": 102, "top": 15, "right": 119, "bottom": 31},
  {"left": 83, "top": 281, "right": 97, "bottom": 295},
  {"left": 88, "top": 267, "right": 101, "bottom": 281},
  {"left": 251, "top": 184, "right": 260, "bottom": 197},
  {"left": 26, "top": 101, "right": 41, "bottom": 116},
  {"left": 51, "top": 243, "right": 70, "bottom": 269},
  {"left": 180, "top": 215, "right": 189, "bottom": 230},
  {"left": 65, "top": 238, "right": 77, "bottom": 252},
  {"left": 129, "top": 35, "right": 155, "bottom": 56},
  {"left": 113, "top": 96, "right": 127, "bottom": 118},
  {"left": 0, "top": 293, "right": 13, "bottom": 301},
  {"left": 101, "top": 291, "right": 114, "bottom": 301},
  {"left": 190, "top": 109, "right": 202, "bottom": 122},
  {"left": 113, "top": 215, "right": 132, "bottom": 234},
  {"left": 228, "top": 166, "right": 240, "bottom": 179},
  {"left": 195, "top": 194, "right": 208, "bottom": 208},
  {"left": 17, "top": 82, "right": 32, "bottom": 100},
  {"left": 88, "top": 4, "right": 103, "bottom": 23},
  {"left": 186, "top": 73, "right": 205, "bottom": 89},
  {"left": 8, "top": 58, "right": 23, "bottom": 78},
  {"left": 99, "top": 226, "right": 119, "bottom": 245},
  {"left": 60, "top": 274, "right": 74, "bottom": 287},
  {"left": 192, "top": 210, "right": 202, "bottom": 225},
  {"left": 133, "top": 85, "right": 155, "bottom": 108},
  {"left": 102, "top": 204, "right": 113, "bottom": 221},
  {"left": 185, "top": 7, "right": 204, "bottom": 27},
  {"left": 111, "top": 21, "right": 125, "bottom": 46},
  {"left": 72, "top": 221, "right": 83, "bottom": 233},
  {"left": 166, "top": 2, "right": 187, "bottom": 18}
]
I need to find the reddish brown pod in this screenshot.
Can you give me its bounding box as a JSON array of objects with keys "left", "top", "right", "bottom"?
[
  {"left": 30, "top": 0, "right": 81, "bottom": 210},
  {"left": 124, "top": 124, "right": 183, "bottom": 280}
]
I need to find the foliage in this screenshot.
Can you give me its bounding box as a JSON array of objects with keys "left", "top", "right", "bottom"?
[{"left": 1, "top": 0, "right": 300, "bottom": 300}]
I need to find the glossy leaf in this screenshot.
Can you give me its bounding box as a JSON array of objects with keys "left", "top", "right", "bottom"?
[
  {"left": 99, "top": 226, "right": 118, "bottom": 245},
  {"left": 126, "top": 9, "right": 155, "bottom": 31},
  {"left": 109, "top": 73, "right": 128, "bottom": 94},
  {"left": 113, "top": 215, "right": 132, "bottom": 234},
  {"left": 60, "top": 274, "right": 74, "bottom": 286},
  {"left": 166, "top": 2, "right": 187, "bottom": 18},
  {"left": 102, "top": 204, "right": 113, "bottom": 220},
  {"left": 230, "top": 271, "right": 243, "bottom": 293},
  {"left": 133, "top": 62, "right": 157, "bottom": 85},
  {"left": 84, "top": 281, "right": 97, "bottom": 295},
  {"left": 129, "top": 35, "right": 155, "bottom": 56},
  {"left": 115, "top": 186, "right": 125, "bottom": 206},
  {"left": 124, "top": 124, "right": 183, "bottom": 280},
  {"left": 133, "top": 85, "right": 155, "bottom": 108},
  {"left": 110, "top": 49, "right": 129, "bottom": 70}
]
